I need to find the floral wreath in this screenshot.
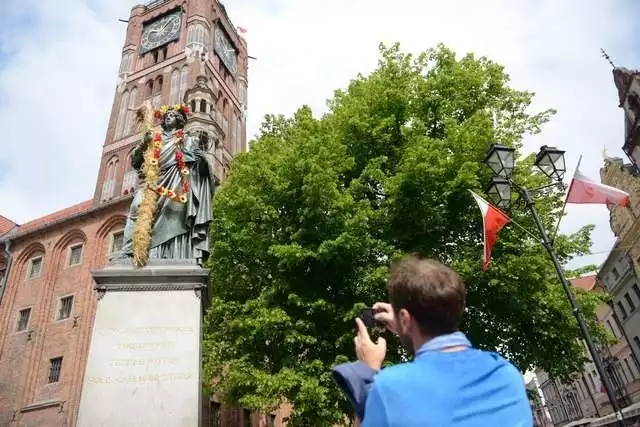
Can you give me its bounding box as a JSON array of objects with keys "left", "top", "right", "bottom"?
[{"left": 153, "top": 103, "right": 191, "bottom": 120}]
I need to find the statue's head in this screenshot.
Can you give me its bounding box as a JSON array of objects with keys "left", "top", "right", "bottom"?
[
  {"left": 162, "top": 110, "right": 187, "bottom": 131},
  {"left": 155, "top": 104, "right": 190, "bottom": 131}
]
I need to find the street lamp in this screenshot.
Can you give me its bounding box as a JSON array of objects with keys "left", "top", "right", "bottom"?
[
  {"left": 482, "top": 143, "right": 626, "bottom": 426},
  {"left": 535, "top": 146, "right": 567, "bottom": 181}
]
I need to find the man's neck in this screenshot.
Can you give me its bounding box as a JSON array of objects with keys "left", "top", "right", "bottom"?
[{"left": 414, "top": 331, "right": 469, "bottom": 354}]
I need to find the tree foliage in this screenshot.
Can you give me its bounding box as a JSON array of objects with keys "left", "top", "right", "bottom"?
[{"left": 203, "top": 43, "right": 608, "bottom": 425}]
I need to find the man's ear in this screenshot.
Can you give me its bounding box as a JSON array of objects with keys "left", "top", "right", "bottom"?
[{"left": 398, "top": 308, "right": 411, "bottom": 334}]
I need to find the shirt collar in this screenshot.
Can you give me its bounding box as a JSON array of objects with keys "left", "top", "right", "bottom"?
[{"left": 416, "top": 331, "right": 471, "bottom": 356}]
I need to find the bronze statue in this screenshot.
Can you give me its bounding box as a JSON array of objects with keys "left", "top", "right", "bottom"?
[{"left": 114, "top": 102, "right": 214, "bottom": 266}]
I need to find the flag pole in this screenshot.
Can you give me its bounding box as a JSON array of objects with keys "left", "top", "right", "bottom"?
[{"left": 551, "top": 154, "right": 582, "bottom": 246}]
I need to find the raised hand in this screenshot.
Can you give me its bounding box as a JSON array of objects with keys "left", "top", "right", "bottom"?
[{"left": 372, "top": 302, "right": 397, "bottom": 335}]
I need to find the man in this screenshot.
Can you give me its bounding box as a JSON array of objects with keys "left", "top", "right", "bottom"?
[{"left": 354, "top": 255, "right": 532, "bottom": 426}]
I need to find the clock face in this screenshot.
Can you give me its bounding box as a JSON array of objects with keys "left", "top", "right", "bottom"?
[
  {"left": 214, "top": 26, "right": 237, "bottom": 74},
  {"left": 140, "top": 12, "right": 181, "bottom": 54}
]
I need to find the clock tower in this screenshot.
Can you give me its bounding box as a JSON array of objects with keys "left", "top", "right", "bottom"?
[{"left": 94, "top": 0, "right": 248, "bottom": 205}]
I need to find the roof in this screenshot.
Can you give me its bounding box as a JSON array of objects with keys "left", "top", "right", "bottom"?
[
  {"left": 12, "top": 200, "right": 94, "bottom": 236},
  {"left": 570, "top": 275, "right": 597, "bottom": 291},
  {"left": 0, "top": 215, "right": 17, "bottom": 236}
]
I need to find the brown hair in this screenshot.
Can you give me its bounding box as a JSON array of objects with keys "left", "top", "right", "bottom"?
[{"left": 387, "top": 255, "right": 466, "bottom": 337}]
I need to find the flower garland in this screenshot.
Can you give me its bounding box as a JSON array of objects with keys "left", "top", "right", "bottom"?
[{"left": 132, "top": 103, "right": 191, "bottom": 267}]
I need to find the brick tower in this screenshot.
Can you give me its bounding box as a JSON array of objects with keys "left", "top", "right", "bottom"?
[{"left": 95, "top": 0, "right": 248, "bottom": 204}]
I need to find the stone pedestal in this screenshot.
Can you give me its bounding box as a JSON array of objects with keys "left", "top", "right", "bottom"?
[{"left": 77, "top": 260, "right": 208, "bottom": 427}]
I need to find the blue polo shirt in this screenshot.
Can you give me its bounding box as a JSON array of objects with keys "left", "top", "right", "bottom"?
[{"left": 362, "top": 333, "right": 532, "bottom": 427}]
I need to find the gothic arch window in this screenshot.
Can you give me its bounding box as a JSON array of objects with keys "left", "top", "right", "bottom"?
[
  {"left": 101, "top": 156, "right": 119, "bottom": 201},
  {"left": 154, "top": 76, "right": 163, "bottom": 95},
  {"left": 200, "top": 99, "right": 207, "bottom": 113},
  {"left": 179, "top": 66, "right": 188, "bottom": 103},
  {"left": 187, "top": 23, "right": 210, "bottom": 52},
  {"left": 190, "top": 99, "right": 197, "bottom": 114},
  {"left": 125, "top": 87, "right": 138, "bottom": 135},
  {"left": 146, "top": 80, "right": 154, "bottom": 98},
  {"left": 119, "top": 52, "right": 134, "bottom": 76},
  {"left": 115, "top": 90, "right": 130, "bottom": 139},
  {"left": 170, "top": 69, "right": 180, "bottom": 104}
]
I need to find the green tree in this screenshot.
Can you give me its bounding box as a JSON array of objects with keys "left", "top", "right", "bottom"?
[{"left": 203, "top": 43, "right": 607, "bottom": 425}]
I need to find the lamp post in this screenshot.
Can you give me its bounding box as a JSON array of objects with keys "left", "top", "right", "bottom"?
[{"left": 483, "top": 144, "right": 626, "bottom": 426}]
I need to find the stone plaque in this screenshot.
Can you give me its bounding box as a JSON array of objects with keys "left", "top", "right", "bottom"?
[{"left": 77, "top": 290, "right": 201, "bottom": 426}]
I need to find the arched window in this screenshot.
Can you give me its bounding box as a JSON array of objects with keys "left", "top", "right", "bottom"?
[
  {"left": 200, "top": 99, "right": 206, "bottom": 113},
  {"left": 115, "top": 90, "right": 130, "bottom": 139},
  {"left": 125, "top": 87, "right": 138, "bottom": 136},
  {"left": 146, "top": 80, "right": 154, "bottom": 98},
  {"left": 236, "top": 115, "right": 242, "bottom": 153},
  {"left": 170, "top": 69, "right": 180, "bottom": 104},
  {"left": 187, "top": 23, "right": 210, "bottom": 52},
  {"left": 154, "top": 76, "right": 163, "bottom": 95},
  {"left": 119, "top": 52, "right": 134, "bottom": 76},
  {"left": 231, "top": 112, "right": 237, "bottom": 154},
  {"left": 153, "top": 50, "right": 159, "bottom": 64},
  {"left": 101, "top": 156, "right": 119, "bottom": 201},
  {"left": 179, "top": 66, "right": 188, "bottom": 103},
  {"left": 190, "top": 100, "right": 197, "bottom": 114}
]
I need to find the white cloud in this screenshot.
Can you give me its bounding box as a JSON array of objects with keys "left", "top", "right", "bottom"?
[{"left": 1, "top": 0, "right": 637, "bottom": 268}]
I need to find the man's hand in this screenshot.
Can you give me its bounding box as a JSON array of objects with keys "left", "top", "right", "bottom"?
[
  {"left": 372, "top": 302, "right": 397, "bottom": 335},
  {"left": 355, "top": 318, "right": 387, "bottom": 371}
]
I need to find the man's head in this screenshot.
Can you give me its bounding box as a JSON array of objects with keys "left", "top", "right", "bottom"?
[{"left": 387, "top": 255, "right": 466, "bottom": 355}]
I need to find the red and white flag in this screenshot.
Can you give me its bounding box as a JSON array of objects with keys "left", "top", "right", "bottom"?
[
  {"left": 566, "top": 168, "right": 630, "bottom": 206},
  {"left": 469, "top": 191, "right": 511, "bottom": 271}
]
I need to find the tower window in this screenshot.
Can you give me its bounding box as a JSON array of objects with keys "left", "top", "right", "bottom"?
[
  {"left": 57, "top": 295, "right": 74, "bottom": 321},
  {"left": 190, "top": 100, "right": 196, "bottom": 114},
  {"left": 625, "top": 293, "right": 636, "bottom": 312},
  {"left": 154, "top": 76, "right": 163, "bottom": 95},
  {"left": 48, "top": 357, "right": 63, "bottom": 383},
  {"left": 153, "top": 50, "right": 159, "bottom": 64},
  {"left": 146, "top": 80, "right": 154, "bottom": 98},
  {"left": 16, "top": 308, "right": 31, "bottom": 332},
  {"left": 200, "top": 99, "right": 207, "bottom": 113},
  {"left": 243, "top": 409, "right": 251, "bottom": 427}
]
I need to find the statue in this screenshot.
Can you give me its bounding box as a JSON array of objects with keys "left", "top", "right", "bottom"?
[{"left": 114, "top": 101, "right": 214, "bottom": 267}]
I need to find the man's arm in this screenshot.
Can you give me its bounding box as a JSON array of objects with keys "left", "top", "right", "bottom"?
[{"left": 361, "top": 381, "right": 390, "bottom": 427}]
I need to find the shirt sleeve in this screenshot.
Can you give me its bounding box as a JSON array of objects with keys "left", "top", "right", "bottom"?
[{"left": 361, "top": 380, "right": 390, "bottom": 427}]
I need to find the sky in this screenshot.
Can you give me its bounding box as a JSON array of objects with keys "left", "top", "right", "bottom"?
[{"left": 1, "top": 0, "right": 639, "bottom": 269}]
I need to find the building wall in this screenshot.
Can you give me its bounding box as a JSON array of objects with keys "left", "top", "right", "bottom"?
[
  {"left": 0, "top": 199, "right": 129, "bottom": 426},
  {"left": 600, "top": 159, "right": 640, "bottom": 371}
]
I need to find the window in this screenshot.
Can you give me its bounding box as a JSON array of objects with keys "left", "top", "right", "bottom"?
[
  {"left": 625, "top": 358, "right": 635, "bottom": 380},
  {"left": 200, "top": 99, "right": 206, "bottom": 113},
  {"left": 267, "top": 414, "right": 275, "bottom": 427},
  {"left": 28, "top": 256, "right": 43, "bottom": 278},
  {"left": 190, "top": 100, "right": 197, "bottom": 114},
  {"left": 16, "top": 308, "right": 31, "bottom": 331},
  {"left": 243, "top": 409, "right": 251, "bottom": 427},
  {"left": 57, "top": 295, "right": 74, "bottom": 320},
  {"left": 210, "top": 402, "right": 221, "bottom": 427},
  {"left": 635, "top": 336, "right": 640, "bottom": 352},
  {"left": 154, "top": 76, "right": 163, "bottom": 95},
  {"left": 625, "top": 293, "right": 636, "bottom": 312},
  {"left": 48, "top": 357, "right": 63, "bottom": 383},
  {"left": 633, "top": 284, "right": 640, "bottom": 301},
  {"left": 613, "top": 267, "right": 620, "bottom": 280},
  {"left": 618, "top": 301, "right": 628, "bottom": 320},
  {"left": 68, "top": 244, "right": 83, "bottom": 266},
  {"left": 153, "top": 50, "right": 159, "bottom": 64},
  {"left": 110, "top": 230, "right": 124, "bottom": 254}
]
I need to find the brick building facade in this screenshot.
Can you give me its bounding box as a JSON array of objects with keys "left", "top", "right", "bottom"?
[{"left": 0, "top": 1, "right": 285, "bottom": 425}]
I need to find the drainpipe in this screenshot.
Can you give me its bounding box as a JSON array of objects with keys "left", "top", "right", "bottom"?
[{"left": 0, "top": 237, "right": 13, "bottom": 304}]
